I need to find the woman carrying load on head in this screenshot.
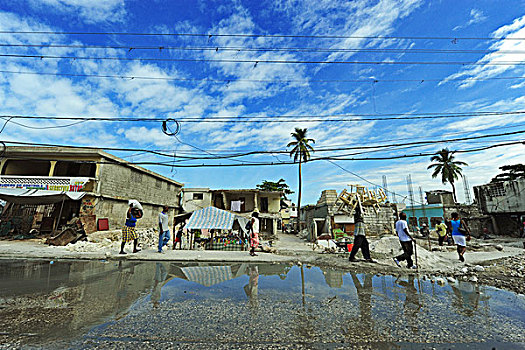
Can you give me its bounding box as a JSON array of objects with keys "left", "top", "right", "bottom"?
[{"left": 120, "top": 200, "right": 143, "bottom": 255}]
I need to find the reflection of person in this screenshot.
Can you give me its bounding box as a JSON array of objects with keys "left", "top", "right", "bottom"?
[
  {"left": 120, "top": 202, "right": 142, "bottom": 255},
  {"left": 396, "top": 275, "right": 422, "bottom": 333},
  {"left": 450, "top": 212, "right": 470, "bottom": 262},
  {"left": 249, "top": 212, "right": 260, "bottom": 257},
  {"left": 243, "top": 265, "right": 259, "bottom": 309},
  {"left": 158, "top": 206, "right": 171, "bottom": 253},
  {"left": 151, "top": 263, "right": 168, "bottom": 308},
  {"left": 350, "top": 272, "right": 373, "bottom": 322},
  {"left": 393, "top": 212, "right": 416, "bottom": 269},
  {"left": 349, "top": 203, "right": 375, "bottom": 263}
]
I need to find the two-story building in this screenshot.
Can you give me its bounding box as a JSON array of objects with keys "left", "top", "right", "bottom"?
[
  {"left": 474, "top": 178, "right": 525, "bottom": 236},
  {"left": 0, "top": 146, "right": 183, "bottom": 236},
  {"left": 182, "top": 188, "right": 282, "bottom": 236}
]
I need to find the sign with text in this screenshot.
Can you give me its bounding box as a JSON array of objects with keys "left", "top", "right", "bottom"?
[{"left": 0, "top": 176, "right": 90, "bottom": 192}]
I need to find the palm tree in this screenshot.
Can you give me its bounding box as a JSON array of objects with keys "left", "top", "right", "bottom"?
[
  {"left": 427, "top": 148, "right": 468, "bottom": 203},
  {"left": 287, "top": 128, "right": 315, "bottom": 231}
]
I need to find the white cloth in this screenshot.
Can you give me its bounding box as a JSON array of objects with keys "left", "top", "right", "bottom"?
[
  {"left": 231, "top": 200, "right": 242, "bottom": 212},
  {"left": 453, "top": 234, "right": 466, "bottom": 247},
  {"left": 128, "top": 199, "right": 143, "bottom": 211},
  {"left": 159, "top": 212, "right": 169, "bottom": 232},
  {"left": 252, "top": 217, "right": 260, "bottom": 234},
  {"left": 395, "top": 220, "right": 411, "bottom": 242}
]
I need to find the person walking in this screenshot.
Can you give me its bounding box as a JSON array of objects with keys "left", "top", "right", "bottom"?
[
  {"left": 120, "top": 201, "right": 142, "bottom": 255},
  {"left": 435, "top": 220, "right": 448, "bottom": 246},
  {"left": 450, "top": 212, "right": 470, "bottom": 262},
  {"left": 393, "top": 212, "right": 417, "bottom": 269},
  {"left": 249, "top": 212, "right": 260, "bottom": 256},
  {"left": 349, "top": 202, "right": 375, "bottom": 263},
  {"left": 158, "top": 206, "right": 171, "bottom": 253}
]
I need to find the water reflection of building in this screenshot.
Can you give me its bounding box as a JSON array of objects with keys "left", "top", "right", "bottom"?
[
  {"left": 323, "top": 269, "right": 343, "bottom": 289},
  {"left": 0, "top": 260, "right": 157, "bottom": 345},
  {"left": 449, "top": 281, "right": 481, "bottom": 317}
]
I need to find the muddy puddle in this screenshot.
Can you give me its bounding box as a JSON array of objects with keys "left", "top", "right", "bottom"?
[{"left": 0, "top": 259, "right": 524, "bottom": 349}]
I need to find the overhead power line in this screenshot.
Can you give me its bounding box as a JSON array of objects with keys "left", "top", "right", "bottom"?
[
  {"left": 2, "top": 53, "right": 525, "bottom": 66},
  {"left": 2, "top": 110, "right": 525, "bottom": 124},
  {"left": 1, "top": 30, "right": 524, "bottom": 41},
  {"left": 3, "top": 69, "right": 525, "bottom": 85},
  {"left": 3, "top": 43, "right": 525, "bottom": 55},
  {"left": 3, "top": 129, "right": 524, "bottom": 160}
]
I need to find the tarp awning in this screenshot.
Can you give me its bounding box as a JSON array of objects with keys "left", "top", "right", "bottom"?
[
  {"left": 186, "top": 206, "right": 234, "bottom": 230},
  {"left": 181, "top": 266, "right": 233, "bottom": 287},
  {"left": 0, "top": 188, "right": 86, "bottom": 205}
]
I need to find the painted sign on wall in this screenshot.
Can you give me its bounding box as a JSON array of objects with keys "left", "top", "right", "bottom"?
[{"left": 0, "top": 176, "right": 90, "bottom": 192}]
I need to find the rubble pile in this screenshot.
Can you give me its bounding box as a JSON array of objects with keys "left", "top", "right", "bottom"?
[
  {"left": 480, "top": 254, "right": 525, "bottom": 294},
  {"left": 66, "top": 228, "right": 160, "bottom": 252}
]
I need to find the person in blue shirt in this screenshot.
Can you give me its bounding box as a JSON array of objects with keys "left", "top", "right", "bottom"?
[{"left": 450, "top": 212, "right": 470, "bottom": 262}]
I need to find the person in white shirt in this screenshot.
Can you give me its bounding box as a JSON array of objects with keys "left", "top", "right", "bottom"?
[
  {"left": 393, "top": 212, "right": 416, "bottom": 269},
  {"left": 249, "top": 212, "right": 260, "bottom": 256},
  {"left": 158, "top": 206, "right": 170, "bottom": 253}
]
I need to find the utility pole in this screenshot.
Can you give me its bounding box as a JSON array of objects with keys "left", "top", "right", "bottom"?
[
  {"left": 406, "top": 175, "right": 417, "bottom": 234},
  {"left": 419, "top": 186, "right": 431, "bottom": 250},
  {"left": 382, "top": 175, "right": 389, "bottom": 202},
  {"left": 463, "top": 175, "right": 472, "bottom": 204}
]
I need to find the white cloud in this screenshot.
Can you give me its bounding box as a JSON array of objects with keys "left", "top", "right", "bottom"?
[
  {"left": 453, "top": 9, "right": 487, "bottom": 31},
  {"left": 27, "top": 0, "right": 126, "bottom": 24},
  {"left": 442, "top": 14, "right": 525, "bottom": 88}
]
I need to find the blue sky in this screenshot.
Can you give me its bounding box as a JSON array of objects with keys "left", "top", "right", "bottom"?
[{"left": 0, "top": 0, "right": 524, "bottom": 205}]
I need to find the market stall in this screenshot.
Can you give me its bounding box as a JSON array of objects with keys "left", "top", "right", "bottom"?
[{"left": 186, "top": 206, "right": 247, "bottom": 251}]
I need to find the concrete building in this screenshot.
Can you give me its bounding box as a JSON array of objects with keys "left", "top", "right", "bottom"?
[
  {"left": 280, "top": 199, "right": 297, "bottom": 230},
  {"left": 0, "top": 146, "right": 183, "bottom": 235},
  {"left": 406, "top": 189, "right": 484, "bottom": 236},
  {"left": 302, "top": 190, "right": 397, "bottom": 241},
  {"left": 473, "top": 178, "right": 525, "bottom": 236},
  {"left": 182, "top": 188, "right": 282, "bottom": 236}
]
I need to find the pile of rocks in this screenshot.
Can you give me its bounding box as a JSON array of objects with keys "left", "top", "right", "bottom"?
[{"left": 66, "top": 227, "right": 160, "bottom": 252}]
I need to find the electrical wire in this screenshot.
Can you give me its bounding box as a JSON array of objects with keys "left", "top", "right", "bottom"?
[
  {"left": 3, "top": 69, "right": 525, "bottom": 85},
  {"left": 1, "top": 30, "right": 524, "bottom": 41},
  {"left": 1, "top": 110, "right": 525, "bottom": 124},
  {"left": 4, "top": 43, "right": 525, "bottom": 55},
  {"left": 2, "top": 53, "right": 525, "bottom": 66}
]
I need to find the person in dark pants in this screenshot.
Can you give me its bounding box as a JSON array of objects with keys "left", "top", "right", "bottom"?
[
  {"left": 393, "top": 212, "right": 416, "bottom": 269},
  {"left": 349, "top": 202, "right": 375, "bottom": 263}
]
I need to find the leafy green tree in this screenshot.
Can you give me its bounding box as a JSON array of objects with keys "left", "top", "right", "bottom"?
[
  {"left": 427, "top": 148, "right": 468, "bottom": 203},
  {"left": 287, "top": 128, "right": 315, "bottom": 230},
  {"left": 491, "top": 164, "right": 525, "bottom": 182},
  {"left": 256, "top": 179, "right": 294, "bottom": 199}
]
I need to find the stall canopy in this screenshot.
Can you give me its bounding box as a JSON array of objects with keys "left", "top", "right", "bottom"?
[
  {"left": 181, "top": 266, "right": 233, "bottom": 287},
  {"left": 0, "top": 188, "right": 85, "bottom": 205},
  {"left": 186, "top": 206, "right": 234, "bottom": 230}
]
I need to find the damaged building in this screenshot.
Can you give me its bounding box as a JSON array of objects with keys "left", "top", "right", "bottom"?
[
  {"left": 474, "top": 178, "right": 525, "bottom": 236},
  {"left": 182, "top": 188, "right": 282, "bottom": 236},
  {"left": 0, "top": 146, "right": 183, "bottom": 238},
  {"left": 406, "top": 190, "right": 484, "bottom": 235},
  {"left": 301, "top": 190, "right": 397, "bottom": 242}
]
